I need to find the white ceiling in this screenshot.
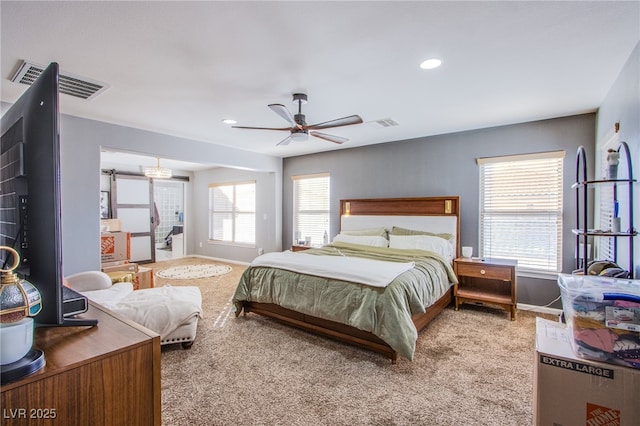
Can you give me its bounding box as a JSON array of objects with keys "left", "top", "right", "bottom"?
[{"left": 1, "top": 1, "right": 639, "bottom": 171}]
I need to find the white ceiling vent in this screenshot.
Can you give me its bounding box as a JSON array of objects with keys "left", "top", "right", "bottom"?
[
  {"left": 369, "top": 118, "right": 399, "bottom": 128},
  {"left": 10, "top": 61, "right": 110, "bottom": 100}
]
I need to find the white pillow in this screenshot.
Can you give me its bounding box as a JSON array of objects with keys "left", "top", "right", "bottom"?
[
  {"left": 389, "top": 235, "right": 454, "bottom": 260},
  {"left": 332, "top": 234, "right": 389, "bottom": 248}
]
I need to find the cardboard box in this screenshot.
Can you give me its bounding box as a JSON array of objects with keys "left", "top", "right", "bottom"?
[
  {"left": 100, "top": 232, "right": 130, "bottom": 262},
  {"left": 137, "top": 266, "right": 154, "bottom": 289},
  {"left": 100, "top": 260, "right": 129, "bottom": 268},
  {"left": 534, "top": 318, "right": 640, "bottom": 425},
  {"left": 101, "top": 261, "right": 138, "bottom": 274},
  {"left": 100, "top": 218, "right": 122, "bottom": 232}
]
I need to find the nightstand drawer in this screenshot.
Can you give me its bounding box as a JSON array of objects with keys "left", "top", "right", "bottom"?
[{"left": 455, "top": 262, "right": 511, "bottom": 281}]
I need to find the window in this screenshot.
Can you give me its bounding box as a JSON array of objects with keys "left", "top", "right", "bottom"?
[
  {"left": 478, "top": 151, "right": 565, "bottom": 274},
  {"left": 208, "top": 181, "right": 256, "bottom": 245},
  {"left": 292, "top": 173, "right": 330, "bottom": 246}
]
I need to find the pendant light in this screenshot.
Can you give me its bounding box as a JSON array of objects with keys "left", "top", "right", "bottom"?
[{"left": 144, "top": 157, "right": 172, "bottom": 179}]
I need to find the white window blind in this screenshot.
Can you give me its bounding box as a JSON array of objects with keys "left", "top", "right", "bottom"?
[
  {"left": 208, "top": 181, "right": 256, "bottom": 245},
  {"left": 292, "top": 173, "right": 330, "bottom": 246},
  {"left": 478, "top": 151, "right": 565, "bottom": 273}
]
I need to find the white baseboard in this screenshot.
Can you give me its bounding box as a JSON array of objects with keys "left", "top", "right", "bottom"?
[
  {"left": 517, "top": 303, "right": 562, "bottom": 316},
  {"left": 190, "top": 254, "right": 250, "bottom": 266}
]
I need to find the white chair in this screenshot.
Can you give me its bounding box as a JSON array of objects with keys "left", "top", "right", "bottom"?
[{"left": 65, "top": 270, "right": 202, "bottom": 348}]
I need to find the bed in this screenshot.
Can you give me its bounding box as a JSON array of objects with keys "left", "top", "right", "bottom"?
[{"left": 233, "top": 197, "right": 460, "bottom": 362}]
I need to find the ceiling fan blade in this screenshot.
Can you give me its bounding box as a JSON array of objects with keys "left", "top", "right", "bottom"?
[
  {"left": 231, "top": 125, "right": 292, "bottom": 131},
  {"left": 306, "top": 115, "right": 363, "bottom": 130},
  {"left": 276, "top": 135, "right": 293, "bottom": 146},
  {"left": 268, "top": 104, "right": 299, "bottom": 128},
  {"left": 310, "top": 131, "right": 347, "bottom": 144}
]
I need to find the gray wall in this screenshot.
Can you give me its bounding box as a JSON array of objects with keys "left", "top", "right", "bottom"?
[
  {"left": 57, "top": 114, "right": 282, "bottom": 275},
  {"left": 283, "top": 114, "right": 596, "bottom": 307},
  {"left": 597, "top": 41, "right": 640, "bottom": 278}
]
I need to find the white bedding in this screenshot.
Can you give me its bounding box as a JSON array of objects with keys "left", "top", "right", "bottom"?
[
  {"left": 113, "top": 286, "right": 202, "bottom": 338},
  {"left": 83, "top": 284, "right": 202, "bottom": 339},
  {"left": 251, "top": 250, "right": 414, "bottom": 288}
]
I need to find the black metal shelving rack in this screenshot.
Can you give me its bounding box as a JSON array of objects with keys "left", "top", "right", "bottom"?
[{"left": 573, "top": 141, "right": 636, "bottom": 277}]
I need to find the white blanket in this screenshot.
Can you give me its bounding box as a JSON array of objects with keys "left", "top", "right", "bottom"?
[
  {"left": 251, "top": 251, "right": 414, "bottom": 288},
  {"left": 83, "top": 284, "right": 202, "bottom": 339},
  {"left": 113, "top": 286, "right": 202, "bottom": 339}
]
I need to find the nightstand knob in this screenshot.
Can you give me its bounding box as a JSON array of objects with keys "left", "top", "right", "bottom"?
[{"left": 480, "top": 269, "right": 486, "bottom": 275}]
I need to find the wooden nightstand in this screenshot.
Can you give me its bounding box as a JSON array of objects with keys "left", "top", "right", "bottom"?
[
  {"left": 453, "top": 257, "right": 518, "bottom": 320},
  {"left": 291, "top": 245, "right": 312, "bottom": 252}
]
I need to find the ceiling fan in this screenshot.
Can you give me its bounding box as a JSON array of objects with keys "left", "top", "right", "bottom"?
[{"left": 232, "top": 93, "right": 363, "bottom": 146}]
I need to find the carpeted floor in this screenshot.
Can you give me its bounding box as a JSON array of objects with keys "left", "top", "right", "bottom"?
[{"left": 146, "top": 256, "right": 554, "bottom": 426}]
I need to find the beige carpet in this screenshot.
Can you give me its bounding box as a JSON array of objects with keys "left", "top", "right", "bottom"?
[{"left": 146, "top": 257, "right": 554, "bottom": 426}]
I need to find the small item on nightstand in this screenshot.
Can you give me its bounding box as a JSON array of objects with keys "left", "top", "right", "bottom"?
[{"left": 461, "top": 246, "right": 473, "bottom": 258}]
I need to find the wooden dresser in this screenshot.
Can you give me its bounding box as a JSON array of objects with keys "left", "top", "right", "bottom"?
[{"left": 1, "top": 302, "right": 161, "bottom": 426}]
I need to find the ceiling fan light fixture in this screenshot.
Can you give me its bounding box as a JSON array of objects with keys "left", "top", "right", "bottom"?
[
  {"left": 290, "top": 131, "right": 308, "bottom": 142},
  {"left": 144, "top": 158, "right": 172, "bottom": 179},
  {"left": 420, "top": 58, "right": 442, "bottom": 70},
  {"left": 222, "top": 119, "right": 237, "bottom": 125}
]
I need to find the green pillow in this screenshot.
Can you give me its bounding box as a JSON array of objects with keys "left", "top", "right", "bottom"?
[
  {"left": 390, "top": 226, "right": 453, "bottom": 241},
  {"left": 341, "top": 227, "right": 388, "bottom": 238}
]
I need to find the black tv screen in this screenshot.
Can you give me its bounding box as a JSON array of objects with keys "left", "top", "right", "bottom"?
[{"left": 1, "top": 62, "right": 95, "bottom": 327}]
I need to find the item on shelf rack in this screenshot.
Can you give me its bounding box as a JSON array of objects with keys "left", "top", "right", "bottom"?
[
  {"left": 612, "top": 217, "right": 622, "bottom": 233},
  {"left": 585, "top": 260, "right": 630, "bottom": 278},
  {"left": 606, "top": 148, "right": 620, "bottom": 179}
]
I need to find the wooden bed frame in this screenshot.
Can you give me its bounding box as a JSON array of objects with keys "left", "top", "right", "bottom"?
[{"left": 241, "top": 196, "right": 460, "bottom": 363}]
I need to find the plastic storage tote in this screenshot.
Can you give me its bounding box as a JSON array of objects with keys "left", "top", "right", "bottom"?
[{"left": 557, "top": 273, "right": 640, "bottom": 369}]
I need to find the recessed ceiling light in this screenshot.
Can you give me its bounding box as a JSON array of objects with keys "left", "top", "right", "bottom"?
[
  {"left": 420, "top": 58, "right": 442, "bottom": 70},
  {"left": 222, "top": 119, "right": 237, "bottom": 125}
]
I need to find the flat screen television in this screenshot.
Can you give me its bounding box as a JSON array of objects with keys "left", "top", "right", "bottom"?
[{"left": 1, "top": 62, "right": 96, "bottom": 327}]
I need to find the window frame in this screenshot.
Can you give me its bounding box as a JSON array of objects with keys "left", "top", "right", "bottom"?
[
  {"left": 292, "top": 173, "right": 330, "bottom": 247},
  {"left": 477, "top": 151, "right": 565, "bottom": 276},
  {"left": 208, "top": 180, "right": 256, "bottom": 246}
]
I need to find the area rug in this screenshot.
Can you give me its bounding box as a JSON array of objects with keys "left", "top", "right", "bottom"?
[{"left": 156, "top": 264, "right": 232, "bottom": 279}]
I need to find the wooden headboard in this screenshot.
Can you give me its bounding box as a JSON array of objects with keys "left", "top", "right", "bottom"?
[{"left": 339, "top": 196, "right": 461, "bottom": 258}]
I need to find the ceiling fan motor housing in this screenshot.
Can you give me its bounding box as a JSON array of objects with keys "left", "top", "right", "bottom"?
[{"left": 294, "top": 113, "right": 306, "bottom": 125}]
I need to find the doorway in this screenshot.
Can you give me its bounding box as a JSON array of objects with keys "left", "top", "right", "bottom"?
[{"left": 153, "top": 180, "right": 185, "bottom": 261}]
